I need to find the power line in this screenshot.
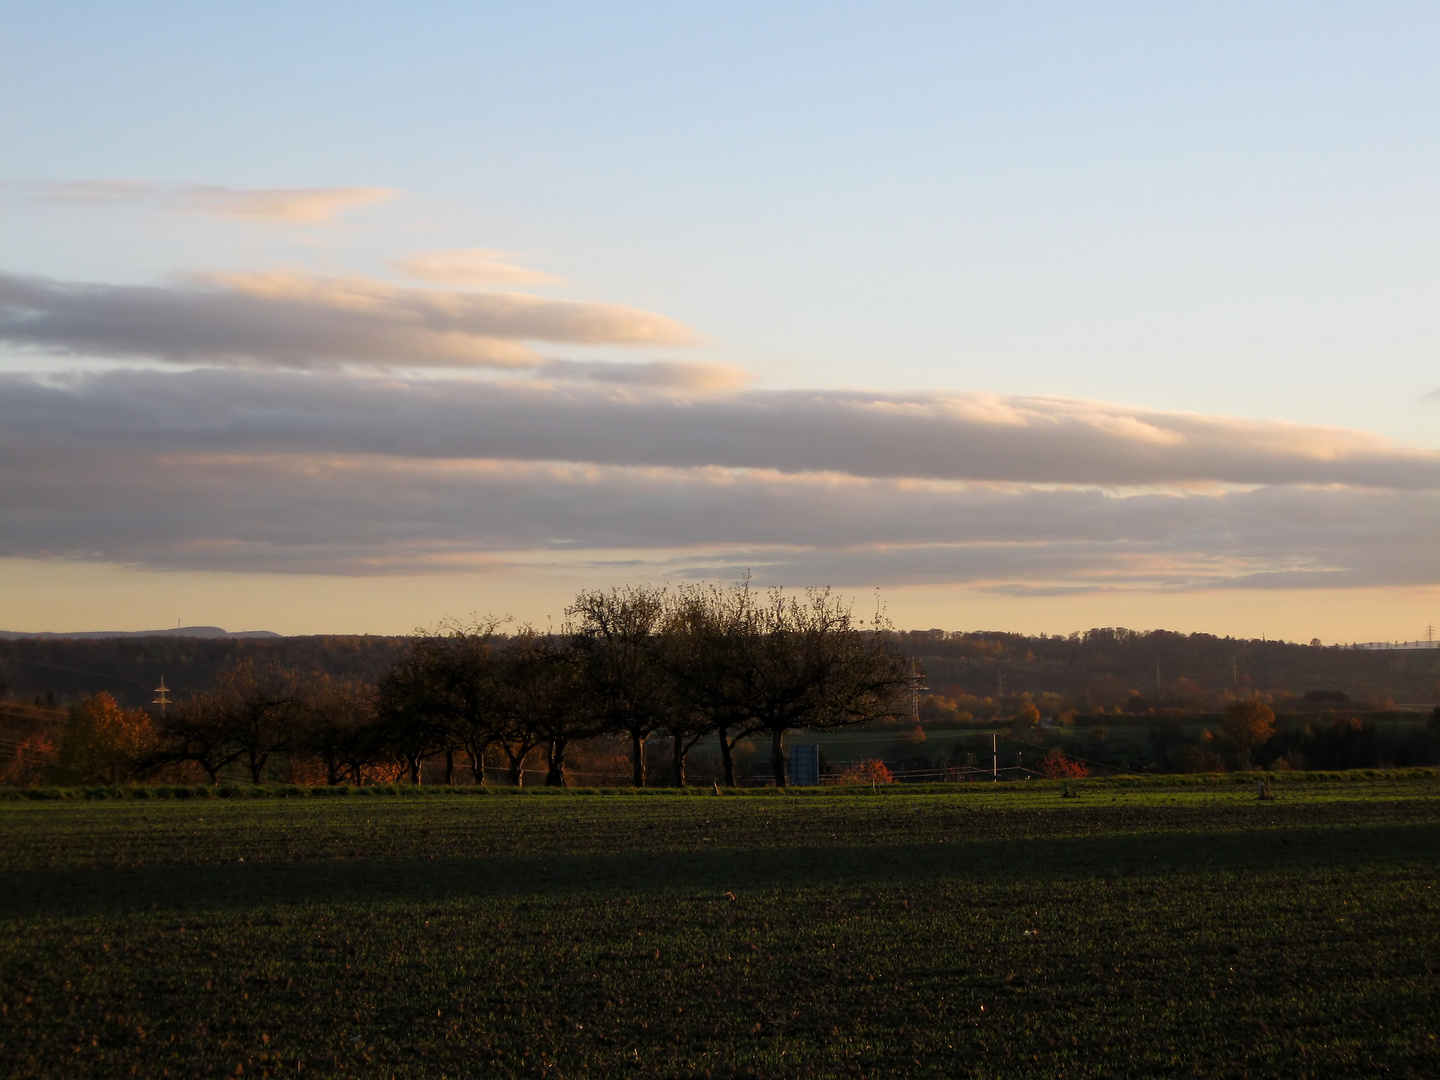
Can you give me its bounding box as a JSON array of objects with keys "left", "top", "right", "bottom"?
[
  {"left": 0, "top": 654, "right": 196, "bottom": 692},
  {"left": 1, "top": 655, "right": 152, "bottom": 686}
]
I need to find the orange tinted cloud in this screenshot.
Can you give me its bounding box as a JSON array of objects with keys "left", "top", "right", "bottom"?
[
  {"left": 25, "top": 180, "right": 398, "bottom": 224},
  {"left": 0, "top": 269, "right": 696, "bottom": 369},
  {"left": 178, "top": 185, "right": 398, "bottom": 223},
  {"left": 392, "top": 248, "right": 564, "bottom": 288}
]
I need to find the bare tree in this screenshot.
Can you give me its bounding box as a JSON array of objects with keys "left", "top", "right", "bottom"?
[
  {"left": 377, "top": 645, "right": 455, "bottom": 784},
  {"left": 662, "top": 580, "right": 911, "bottom": 786},
  {"left": 660, "top": 582, "right": 757, "bottom": 786},
  {"left": 213, "top": 659, "right": 304, "bottom": 784},
  {"left": 157, "top": 692, "right": 242, "bottom": 785},
  {"left": 388, "top": 618, "right": 509, "bottom": 784},
  {"left": 504, "top": 629, "right": 602, "bottom": 787},
  {"left": 355, "top": 579, "right": 917, "bottom": 790},
  {"left": 568, "top": 586, "right": 673, "bottom": 786},
  {"left": 299, "top": 676, "right": 382, "bottom": 785},
  {"left": 734, "top": 585, "right": 912, "bottom": 786}
]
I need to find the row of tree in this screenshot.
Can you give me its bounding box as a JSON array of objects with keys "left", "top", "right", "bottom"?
[{"left": 54, "top": 582, "right": 914, "bottom": 788}]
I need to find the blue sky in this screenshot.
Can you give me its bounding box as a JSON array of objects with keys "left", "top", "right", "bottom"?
[{"left": 2, "top": 2, "right": 1438, "bottom": 639}]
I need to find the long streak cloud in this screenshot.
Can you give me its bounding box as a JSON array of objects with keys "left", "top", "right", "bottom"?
[
  {"left": 3, "top": 368, "right": 1436, "bottom": 488},
  {"left": 1, "top": 368, "right": 1437, "bottom": 590},
  {"left": 0, "top": 271, "right": 695, "bottom": 369}
]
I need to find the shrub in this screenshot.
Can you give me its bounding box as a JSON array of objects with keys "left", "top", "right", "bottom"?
[
  {"left": 836, "top": 759, "right": 895, "bottom": 785},
  {"left": 1222, "top": 700, "right": 1276, "bottom": 768},
  {"left": 1037, "top": 749, "right": 1088, "bottom": 779},
  {"left": 2, "top": 736, "right": 57, "bottom": 786}
]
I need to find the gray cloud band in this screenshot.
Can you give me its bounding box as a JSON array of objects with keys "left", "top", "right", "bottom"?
[
  {"left": 3, "top": 368, "right": 1438, "bottom": 488},
  {"left": 0, "top": 271, "right": 693, "bottom": 369},
  {"left": 1, "top": 369, "right": 1438, "bottom": 588},
  {"left": 1, "top": 445, "right": 1436, "bottom": 587}
]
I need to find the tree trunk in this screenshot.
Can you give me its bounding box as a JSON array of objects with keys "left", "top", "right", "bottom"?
[
  {"left": 408, "top": 754, "right": 422, "bottom": 785},
  {"left": 444, "top": 749, "right": 455, "bottom": 786},
  {"left": 672, "top": 733, "right": 686, "bottom": 787},
  {"left": 546, "top": 738, "right": 567, "bottom": 787},
  {"left": 718, "top": 726, "right": 735, "bottom": 786},
  {"left": 248, "top": 751, "right": 267, "bottom": 784},
  {"left": 465, "top": 743, "right": 487, "bottom": 785},
  {"left": 771, "top": 728, "right": 786, "bottom": 788},
  {"left": 630, "top": 730, "right": 646, "bottom": 787},
  {"left": 506, "top": 749, "right": 524, "bottom": 786}
]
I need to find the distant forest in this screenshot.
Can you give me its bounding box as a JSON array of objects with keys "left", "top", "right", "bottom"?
[
  {"left": 2, "top": 627, "right": 1436, "bottom": 715},
  {"left": 904, "top": 627, "right": 1440, "bottom": 716}
]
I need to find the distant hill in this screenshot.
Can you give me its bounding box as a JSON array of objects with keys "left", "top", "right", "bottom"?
[{"left": 0, "top": 626, "right": 281, "bottom": 641}]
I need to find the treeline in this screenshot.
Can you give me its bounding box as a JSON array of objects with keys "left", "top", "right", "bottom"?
[
  {"left": 0, "top": 634, "right": 403, "bottom": 709},
  {"left": 874, "top": 701, "right": 1440, "bottom": 778},
  {"left": 5, "top": 583, "right": 912, "bottom": 789},
  {"left": 903, "top": 627, "right": 1440, "bottom": 717},
  {"left": 7, "top": 625, "right": 1436, "bottom": 720}
]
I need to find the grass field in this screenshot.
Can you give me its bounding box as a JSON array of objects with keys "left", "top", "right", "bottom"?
[{"left": 2, "top": 776, "right": 1438, "bottom": 1078}]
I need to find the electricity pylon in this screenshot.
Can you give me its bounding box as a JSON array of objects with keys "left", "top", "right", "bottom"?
[{"left": 152, "top": 677, "right": 171, "bottom": 718}]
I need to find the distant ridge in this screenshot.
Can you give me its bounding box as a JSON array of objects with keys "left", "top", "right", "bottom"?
[{"left": 0, "top": 626, "right": 282, "bottom": 640}]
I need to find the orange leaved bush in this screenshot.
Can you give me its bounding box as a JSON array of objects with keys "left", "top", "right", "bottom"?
[
  {"left": 2, "top": 736, "right": 57, "bottom": 786},
  {"left": 1037, "top": 748, "right": 1088, "bottom": 779},
  {"left": 836, "top": 759, "right": 895, "bottom": 785},
  {"left": 60, "top": 692, "right": 159, "bottom": 785}
]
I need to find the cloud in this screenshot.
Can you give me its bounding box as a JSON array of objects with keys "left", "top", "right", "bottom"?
[
  {"left": 1, "top": 441, "right": 1436, "bottom": 586},
  {"left": 4, "top": 368, "right": 1433, "bottom": 489},
  {"left": 0, "top": 270, "right": 696, "bottom": 370},
  {"left": 0, "top": 368, "right": 1437, "bottom": 590},
  {"left": 23, "top": 180, "right": 397, "bottom": 224},
  {"left": 392, "top": 249, "right": 564, "bottom": 288},
  {"left": 539, "top": 359, "right": 753, "bottom": 392},
  {"left": 177, "top": 185, "right": 398, "bottom": 223}
]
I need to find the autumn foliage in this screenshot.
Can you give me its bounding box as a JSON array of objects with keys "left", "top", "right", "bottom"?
[
  {"left": 1, "top": 736, "right": 56, "bottom": 785},
  {"left": 836, "top": 759, "right": 895, "bottom": 785},
  {"left": 58, "top": 692, "right": 159, "bottom": 785},
  {"left": 1037, "top": 748, "right": 1089, "bottom": 779},
  {"left": 1222, "top": 699, "right": 1277, "bottom": 768}
]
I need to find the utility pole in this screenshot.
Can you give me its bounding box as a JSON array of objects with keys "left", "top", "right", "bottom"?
[
  {"left": 152, "top": 676, "right": 171, "bottom": 719},
  {"left": 992, "top": 732, "right": 997, "bottom": 781},
  {"left": 1232, "top": 658, "right": 1238, "bottom": 687}
]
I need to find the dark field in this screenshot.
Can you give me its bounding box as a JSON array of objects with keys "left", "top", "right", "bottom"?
[{"left": 2, "top": 778, "right": 1438, "bottom": 1078}]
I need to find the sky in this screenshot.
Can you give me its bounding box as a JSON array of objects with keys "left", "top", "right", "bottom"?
[{"left": 1, "top": 1, "right": 1438, "bottom": 641}]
